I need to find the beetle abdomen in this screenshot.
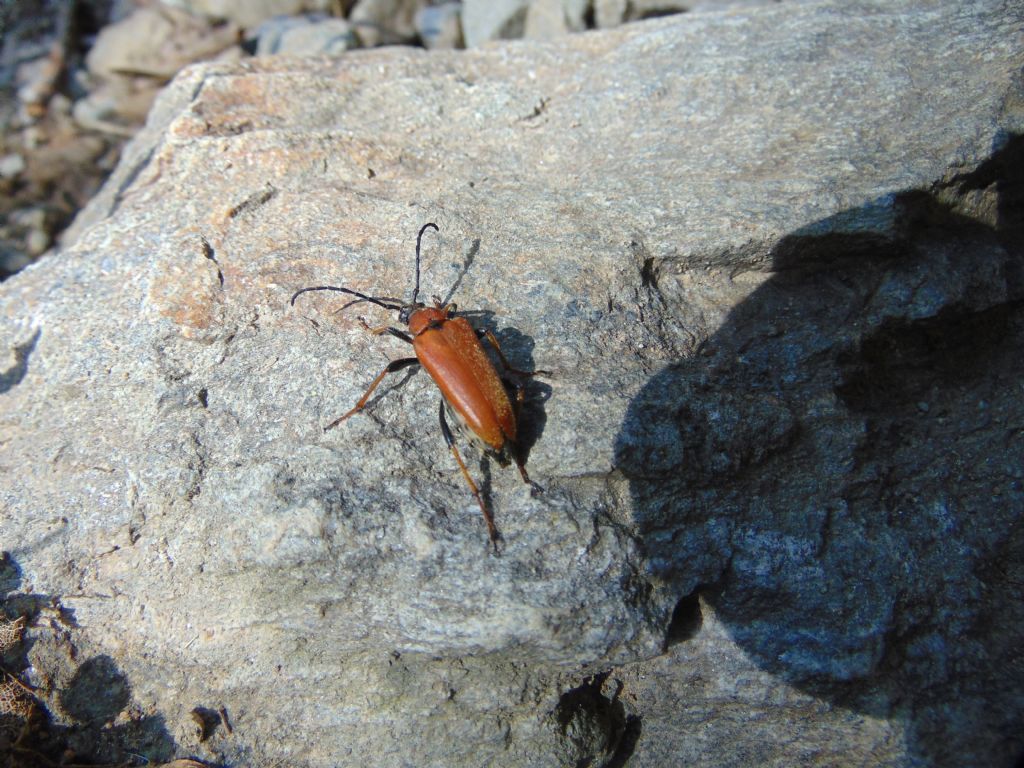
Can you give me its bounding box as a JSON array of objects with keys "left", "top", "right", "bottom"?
[{"left": 413, "top": 317, "right": 515, "bottom": 452}]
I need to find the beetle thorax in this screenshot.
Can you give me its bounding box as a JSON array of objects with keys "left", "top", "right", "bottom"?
[{"left": 407, "top": 306, "right": 449, "bottom": 335}]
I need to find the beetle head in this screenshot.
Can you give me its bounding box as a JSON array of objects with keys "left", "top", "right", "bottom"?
[{"left": 398, "top": 302, "right": 424, "bottom": 325}]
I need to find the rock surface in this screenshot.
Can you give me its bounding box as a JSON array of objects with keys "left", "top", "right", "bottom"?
[{"left": 3, "top": 1, "right": 1023, "bottom": 766}]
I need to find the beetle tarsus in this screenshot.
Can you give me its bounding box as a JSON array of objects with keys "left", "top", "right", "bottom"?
[
  {"left": 358, "top": 318, "right": 414, "bottom": 344},
  {"left": 513, "top": 453, "right": 544, "bottom": 495}
]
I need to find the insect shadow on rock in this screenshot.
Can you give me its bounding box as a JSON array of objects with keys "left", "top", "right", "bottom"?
[{"left": 291, "top": 223, "right": 550, "bottom": 550}]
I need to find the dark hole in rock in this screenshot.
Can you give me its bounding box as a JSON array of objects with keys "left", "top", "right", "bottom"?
[
  {"left": 665, "top": 587, "right": 703, "bottom": 648},
  {"left": 190, "top": 705, "right": 221, "bottom": 741}
]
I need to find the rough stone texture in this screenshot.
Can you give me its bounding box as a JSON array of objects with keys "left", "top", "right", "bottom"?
[{"left": 3, "top": 2, "right": 1024, "bottom": 766}]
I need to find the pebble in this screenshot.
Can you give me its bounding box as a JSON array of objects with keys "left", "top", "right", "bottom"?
[
  {"left": 253, "top": 15, "right": 358, "bottom": 55},
  {"left": 415, "top": 3, "right": 463, "bottom": 49},
  {"left": 26, "top": 227, "right": 51, "bottom": 256},
  {"left": 349, "top": 0, "right": 424, "bottom": 46},
  {"left": 0, "top": 154, "right": 26, "bottom": 179}
]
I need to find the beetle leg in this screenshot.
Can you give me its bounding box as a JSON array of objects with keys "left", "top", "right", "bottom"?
[
  {"left": 494, "top": 376, "right": 545, "bottom": 495},
  {"left": 514, "top": 455, "right": 543, "bottom": 495},
  {"left": 508, "top": 429, "right": 544, "bottom": 496},
  {"left": 357, "top": 318, "right": 413, "bottom": 344},
  {"left": 478, "top": 329, "right": 551, "bottom": 376},
  {"left": 439, "top": 399, "right": 499, "bottom": 546},
  {"left": 324, "top": 357, "right": 420, "bottom": 431}
]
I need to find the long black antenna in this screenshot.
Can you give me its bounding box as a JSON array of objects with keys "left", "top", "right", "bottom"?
[
  {"left": 412, "top": 222, "right": 439, "bottom": 306},
  {"left": 290, "top": 285, "right": 403, "bottom": 312}
]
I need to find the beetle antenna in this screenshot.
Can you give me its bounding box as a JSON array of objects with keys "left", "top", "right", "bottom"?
[
  {"left": 290, "top": 285, "right": 402, "bottom": 313},
  {"left": 412, "top": 222, "right": 439, "bottom": 306},
  {"left": 336, "top": 295, "right": 404, "bottom": 312}
]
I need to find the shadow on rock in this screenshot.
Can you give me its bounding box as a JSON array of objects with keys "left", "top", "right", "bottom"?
[
  {"left": 60, "top": 655, "right": 132, "bottom": 724},
  {"left": 552, "top": 672, "right": 642, "bottom": 768},
  {"left": 0, "top": 328, "right": 40, "bottom": 396},
  {"left": 0, "top": 552, "right": 178, "bottom": 766},
  {"left": 613, "top": 135, "right": 1024, "bottom": 766}
]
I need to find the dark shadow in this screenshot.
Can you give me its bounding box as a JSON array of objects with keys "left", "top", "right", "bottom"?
[
  {"left": 0, "top": 551, "right": 179, "bottom": 765},
  {"left": 0, "top": 551, "right": 76, "bottom": 663},
  {"left": 663, "top": 587, "right": 704, "bottom": 649},
  {"left": 60, "top": 655, "right": 131, "bottom": 724},
  {"left": 0, "top": 328, "right": 40, "bottom": 395},
  {"left": 426, "top": 239, "right": 553, "bottom": 540},
  {"left": 455, "top": 309, "right": 551, "bottom": 548},
  {"left": 613, "top": 133, "right": 1024, "bottom": 766},
  {"left": 0, "top": 551, "right": 22, "bottom": 596},
  {"left": 605, "top": 713, "right": 641, "bottom": 768},
  {"left": 553, "top": 672, "right": 637, "bottom": 768},
  {"left": 190, "top": 705, "right": 224, "bottom": 742},
  {"left": 441, "top": 237, "right": 482, "bottom": 306}
]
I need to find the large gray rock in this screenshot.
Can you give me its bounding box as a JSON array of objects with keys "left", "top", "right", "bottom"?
[{"left": 3, "top": 1, "right": 1022, "bottom": 766}]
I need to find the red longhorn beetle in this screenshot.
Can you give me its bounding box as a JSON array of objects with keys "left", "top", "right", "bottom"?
[{"left": 291, "top": 223, "right": 546, "bottom": 546}]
